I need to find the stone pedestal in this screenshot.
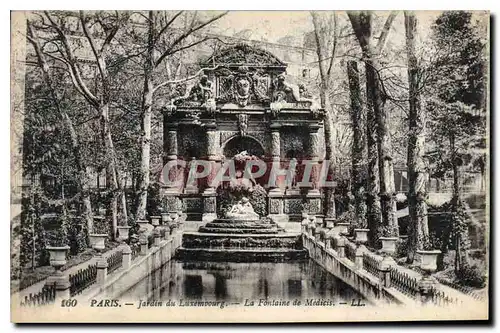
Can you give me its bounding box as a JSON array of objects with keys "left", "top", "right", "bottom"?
[
  {"left": 378, "top": 255, "right": 396, "bottom": 288},
  {"left": 96, "top": 256, "right": 108, "bottom": 285},
  {"left": 153, "top": 228, "right": 161, "bottom": 247},
  {"left": 324, "top": 217, "right": 335, "bottom": 229},
  {"left": 139, "top": 234, "right": 148, "bottom": 255},
  {"left": 164, "top": 195, "right": 181, "bottom": 215},
  {"left": 306, "top": 192, "right": 322, "bottom": 217},
  {"left": 418, "top": 275, "right": 438, "bottom": 305},
  {"left": 335, "top": 236, "right": 346, "bottom": 258},
  {"left": 121, "top": 244, "right": 132, "bottom": 269},
  {"left": 354, "top": 245, "right": 366, "bottom": 269},
  {"left": 202, "top": 193, "right": 217, "bottom": 222},
  {"left": 46, "top": 274, "right": 70, "bottom": 301},
  {"left": 268, "top": 193, "right": 287, "bottom": 223}
]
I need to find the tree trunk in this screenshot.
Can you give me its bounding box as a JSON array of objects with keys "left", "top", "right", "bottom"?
[
  {"left": 136, "top": 70, "right": 154, "bottom": 221},
  {"left": 371, "top": 61, "right": 398, "bottom": 236},
  {"left": 27, "top": 27, "right": 94, "bottom": 244},
  {"left": 64, "top": 113, "right": 94, "bottom": 244},
  {"left": 364, "top": 59, "right": 383, "bottom": 246},
  {"left": 323, "top": 92, "right": 337, "bottom": 223},
  {"left": 100, "top": 103, "right": 119, "bottom": 240},
  {"left": 136, "top": 10, "right": 155, "bottom": 222},
  {"left": 347, "top": 61, "right": 367, "bottom": 228},
  {"left": 450, "top": 133, "right": 468, "bottom": 272},
  {"left": 348, "top": 11, "right": 396, "bottom": 246},
  {"left": 405, "top": 11, "right": 429, "bottom": 263}
]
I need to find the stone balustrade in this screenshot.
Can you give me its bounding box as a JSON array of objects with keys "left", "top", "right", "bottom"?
[
  {"left": 36, "top": 214, "right": 187, "bottom": 305},
  {"left": 301, "top": 222, "right": 468, "bottom": 307}
]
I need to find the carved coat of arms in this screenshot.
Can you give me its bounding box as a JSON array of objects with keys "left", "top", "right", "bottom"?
[{"left": 235, "top": 76, "right": 251, "bottom": 107}]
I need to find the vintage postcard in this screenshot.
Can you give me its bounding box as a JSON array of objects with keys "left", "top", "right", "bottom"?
[{"left": 10, "top": 10, "right": 489, "bottom": 323}]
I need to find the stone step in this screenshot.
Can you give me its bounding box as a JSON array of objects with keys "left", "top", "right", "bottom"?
[
  {"left": 198, "top": 227, "right": 279, "bottom": 234},
  {"left": 203, "top": 222, "right": 276, "bottom": 229},
  {"left": 175, "top": 247, "right": 308, "bottom": 262},
  {"left": 182, "top": 232, "right": 302, "bottom": 249}
]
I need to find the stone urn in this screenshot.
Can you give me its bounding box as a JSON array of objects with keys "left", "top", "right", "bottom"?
[
  {"left": 379, "top": 237, "right": 398, "bottom": 254},
  {"left": 150, "top": 216, "right": 161, "bottom": 227},
  {"left": 417, "top": 250, "right": 441, "bottom": 274},
  {"left": 136, "top": 220, "right": 152, "bottom": 234},
  {"left": 170, "top": 212, "right": 179, "bottom": 222},
  {"left": 117, "top": 226, "right": 131, "bottom": 242},
  {"left": 354, "top": 228, "right": 369, "bottom": 244},
  {"left": 161, "top": 213, "right": 171, "bottom": 224},
  {"left": 46, "top": 245, "right": 70, "bottom": 271},
  {"left": 335, "top": 222, "right": 350, "bottom": 236},
  {"left": 98, "top": 207, "right": 106, "bottom": 216},
  {"left": 89, "top": 233, "right": 107, "bottom": 252}
]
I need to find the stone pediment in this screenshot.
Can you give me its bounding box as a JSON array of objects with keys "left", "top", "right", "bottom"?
[
  {"left": 165, "top": 44, "right": 323, "bottom": 117},
  {"left": 202, "top": 44, "right": 287, "bottom": 69}
]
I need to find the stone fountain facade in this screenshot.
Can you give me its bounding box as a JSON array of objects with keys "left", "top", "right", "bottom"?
[{"left": 161, "top": 44, "right": 328, "bottom": 226}]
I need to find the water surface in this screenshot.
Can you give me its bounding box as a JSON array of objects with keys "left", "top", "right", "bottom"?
[{"left": 120, "top": 260, "right": 363, "bottom": 305}]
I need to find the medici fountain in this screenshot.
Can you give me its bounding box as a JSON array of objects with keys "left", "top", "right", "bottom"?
[{"left": 118, "top": 44, "right": 365, "bottom": 304}]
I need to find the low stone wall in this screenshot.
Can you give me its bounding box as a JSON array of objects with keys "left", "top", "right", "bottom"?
[{"left": 79, "top": 231, "right": 182, "bottom": 301}]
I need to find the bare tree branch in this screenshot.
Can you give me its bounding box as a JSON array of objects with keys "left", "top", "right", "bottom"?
[
  {"left": 155, "top": 10, "right": 184, "bottom": 43},
  {"left": 44, "top": 11, "right": 99, "bottom": 108},
  {"left": 154, "top": 11, "right": 228, "bottom": 68}
]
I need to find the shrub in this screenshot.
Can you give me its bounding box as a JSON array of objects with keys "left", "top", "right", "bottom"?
[
  {"left": 396, "top": 238, "right": 409, "bottom": 258},
  {"left": 456, "top": 263, "right": 486, "bottom": 288},
  {"left": 249, "top": 184, "right": 267, "bottom": 217}
]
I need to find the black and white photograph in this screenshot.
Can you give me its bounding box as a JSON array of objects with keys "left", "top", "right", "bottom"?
[{"left": 9, "top": 9, "right": 490, "bottom": 322}]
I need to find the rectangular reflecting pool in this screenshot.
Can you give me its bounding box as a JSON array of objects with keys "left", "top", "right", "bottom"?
[{"left": 119, "top": 260, "right": 364, "bottom": 305}]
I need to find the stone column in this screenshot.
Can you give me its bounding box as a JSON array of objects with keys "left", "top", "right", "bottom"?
[
  {"left": 307, "top": 124, "right": 321, "bottom": 195},
  {"left": 202, "top": 122, "right": 219, "bottom": 222},
  {"left": 163, "top": 122, "right": 181, "bottom": 220},
  {"left": 268, "top": 123, "right": 286, "bottom": 222},
  {"left": 163, "top": 123, "right": 179, "bottom": 190},
  {"left": 269, "top": 123, "right": 282, "bottom": 194},
  {"left": 304, "top": 124, "right": 322, "bottom": 223}
]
